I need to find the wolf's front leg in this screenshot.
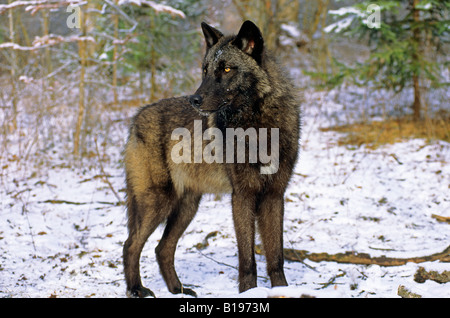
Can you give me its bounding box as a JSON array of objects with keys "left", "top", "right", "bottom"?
[{"left": 232, "top": 192, "right": 257, "bottom": 293}]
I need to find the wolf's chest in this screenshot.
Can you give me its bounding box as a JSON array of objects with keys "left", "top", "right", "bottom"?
[{"left": 169, "top": 162, "right": 232, "bottom": 195}]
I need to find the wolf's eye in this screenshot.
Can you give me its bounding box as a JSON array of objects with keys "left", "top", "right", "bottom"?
[{"left": 224, "top": 67, "right": 231, "bottom": 73}]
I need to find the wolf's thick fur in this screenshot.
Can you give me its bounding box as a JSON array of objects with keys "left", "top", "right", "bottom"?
[{"left": 123, "top": 21, "right": 300, "bottom": 298}]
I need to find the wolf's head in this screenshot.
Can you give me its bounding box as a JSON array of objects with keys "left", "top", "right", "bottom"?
[{"left": 189, "top": 21, "right": 272, "bottom": 118}]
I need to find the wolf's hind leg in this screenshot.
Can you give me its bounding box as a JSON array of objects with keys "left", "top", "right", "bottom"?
[
  {"left": 156, "top": 192, "right": 201, "bottom": 297},
  {"left": 123, "top": 189, "right": 174, "bottom": 298}
]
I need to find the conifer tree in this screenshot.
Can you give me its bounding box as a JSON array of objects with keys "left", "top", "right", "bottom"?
[{"left": 324, "top": 0, "right": 449, "bottom": 121}]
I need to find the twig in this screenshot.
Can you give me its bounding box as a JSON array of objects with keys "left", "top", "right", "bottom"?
[
  {"left": 39, "top": 200, "right": 123, "bottom": 206},
  {"left": 22, "top": 204, "right": 37, "bottom": 253},
  {"left": 94, "top": 138, "right": 124, "bottom": 205},
  {"left": 196, "top": 239, "right": 269, "bottom": 281},
  {"left": 196, "top": 249, "right": 238, "bottom": 272},
  {"left": 102, "top": 0, "right": 138, "bottom": 33},
  {"left": 316, "top": 270, "right": 346, "bottom": 290},
  {"left": 40, "top": 199, "right": 87, "bottom": 205},
  {"left": 195, "top": 231, "right": 219, "bottom": 250}
]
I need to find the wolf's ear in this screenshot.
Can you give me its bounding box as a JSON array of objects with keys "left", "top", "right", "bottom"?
[
  {"left": 232, "top": 20, "right": 264, "bottom": 64},
  {"left": 201, "top": 22, "right": 224, "bottom": 49}
]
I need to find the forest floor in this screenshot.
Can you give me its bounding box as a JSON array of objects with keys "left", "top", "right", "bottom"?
[{"left": 1, "top": 86, "right": 449, "bottom": 298}]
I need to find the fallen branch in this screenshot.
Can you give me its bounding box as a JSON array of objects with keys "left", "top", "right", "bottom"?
[
  {"left": 398, "top": 285, "right": 421, "bottom": 298},
  {"left": 78, "top": 174, "right": 113, "bottom": 184},
  {"left": 317, "top": 270, "right": 346, "bottom": 289},
  {"left": 432, "top": 214, "right": 450, "bottom": 224},
  {"left": 94, "top": 138, "right": 124, "bottom": 206},
  {"left": 39, "top": 200, "right": 123, "bottom": 206},
  {"left": 414, "top": 267, "right": 450, "bottom": 284},
  {"left": 195, "top": 231, "right": 219, "bottom": 250},
  {"left": 40, "top": 199, "right": 87, "bottom": 205},
  {"left": 256, "top": 245, "right": 450, "bottom": 267}
]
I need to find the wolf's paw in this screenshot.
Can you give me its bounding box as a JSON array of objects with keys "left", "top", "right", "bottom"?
[
  {"left": 127, "top": 286, "right": 155, "bottom": 298},
  {"left": 172, "top": 286, "right": 197, "bottom": 298}
]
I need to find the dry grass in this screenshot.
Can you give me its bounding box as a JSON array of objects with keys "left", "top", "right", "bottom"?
[{"left": 320, "top": 114, "right": 450, "bottom": 149}]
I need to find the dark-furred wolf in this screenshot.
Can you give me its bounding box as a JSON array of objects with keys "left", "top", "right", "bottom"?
[{"left": 123, "top": 20, "right": 300, "bottom": 298}]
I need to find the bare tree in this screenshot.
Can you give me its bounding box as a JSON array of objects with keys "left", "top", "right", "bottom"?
[
  {"left": 74, "top": 5, "right": 87, "bottom": 156},
  {"left": 232, "top": 0, "right": 300, "bottom": 52},
  {"left": 112, "top": 0, "right": 119, "bottom": 107},
  {"left": 411, "top": 0, "right": 422, "bottom": 122},
  {"left": 7, "top": 0, "right": 18, "bottom": 131},
  {"left": 307, "top": 0, "right": 329, "bottom": 41}
]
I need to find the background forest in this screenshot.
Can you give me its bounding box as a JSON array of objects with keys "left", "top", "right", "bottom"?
[
  {"left": 0, "top": 0, "right": 448, "bottom": 158},
  {"left": 0, "top": 0, "right": 449, "bottom": 298}
]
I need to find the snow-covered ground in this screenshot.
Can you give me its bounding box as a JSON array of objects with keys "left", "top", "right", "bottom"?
[{"left": 1, "top": 89, "right": 449, "bottom": 298}]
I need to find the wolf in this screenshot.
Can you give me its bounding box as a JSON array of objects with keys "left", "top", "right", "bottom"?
[{"left": 123, "top": 20, "right": 300, "bottom": 298}]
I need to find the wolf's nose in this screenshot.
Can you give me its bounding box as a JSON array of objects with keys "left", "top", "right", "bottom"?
[{"left": 189, "top": 95, "right": 203, "bottom": 108}]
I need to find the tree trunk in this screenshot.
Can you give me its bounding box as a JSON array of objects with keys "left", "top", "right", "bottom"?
[
  {"left": 74, "top": 7, "right": 86, "bottom": 156},
  {"left": 112, "top": 0, "right": 119, "bottom": 107},
  {"left": 277, "top": 0, "right": 299, "bottom": 23},
  {"left": 231, "top": 0, "right": 280, "bottom": 52},
  {"left": 41, "top": 9, "right": 55, "bottom": 104},
  {"left": 317, "top": 0, "right": 330, "bottom": 74},
  {"left": 149, "top": 13, "right": 157, "bottom": 102},
  {"left": 309, "top": 0, "right": 327, "bottom": 41},
  {"left": 42, "top": 10, "right": 52, "bottom": 76},
  {"left": 412, "top": 75, "right": 421, "bottom": 121},
  {"left": 8, "top": 0, "right": 18, "bottom": 131},
  {"left": 411, "top": 0, "right": 422, "bottom": 121}
]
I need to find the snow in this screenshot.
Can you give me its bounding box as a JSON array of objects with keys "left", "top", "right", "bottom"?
[
  {"left": 118, "top": 0, "right": 186, "bottom": 19},
  {"left": 324, "top": 6, "right": 367, "bottom": 33},
  {"left": 0, "top": 35, "right": 96, "bottom": 51},
  {"left": 280, "top": 24, "right": 301, "bottom": 38},
  {"left": 0, "top": 1, "right": 87, "bottom": 15},
  {"left": 324, "top": 16, "right": 355, "bottom": 33},
  {"left": 416, "top": 2, "right": 433, "bottom": 10},
  {"left": 1, "top": 89, "right": 449, "bottom": 298},
  {"left": 328, "top": 7, "right": 365, "bottom": 17},
  {"left": 325, "top": 5, "right": 380, "bottom": 33}
]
